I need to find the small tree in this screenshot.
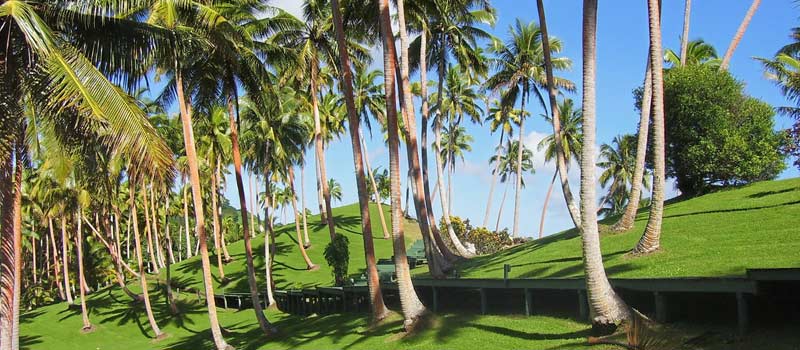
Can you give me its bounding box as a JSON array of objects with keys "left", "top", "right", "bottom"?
[
  {"left": 662, "top": 65, "right": 786, "bottom": 194},
  {"left": 323, "top": 234, "right": 350, "bottom": 286}
]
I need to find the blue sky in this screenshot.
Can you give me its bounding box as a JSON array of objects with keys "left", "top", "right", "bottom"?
[{"left": 218, "top": 0, "right": 800, "bottom": 237}]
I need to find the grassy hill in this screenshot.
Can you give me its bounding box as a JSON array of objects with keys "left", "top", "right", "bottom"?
[
  {"left": 169, "top": 202, "right": 421, "bottom": 292},
  {"left": 448, "top": 177, "right": 800, "bottom": 280}
]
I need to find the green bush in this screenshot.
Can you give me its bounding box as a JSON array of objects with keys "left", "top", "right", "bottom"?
[
  {"left": 661, "top": 65, "right": 786, "bottom": 194},
  {"left": 439, "top": 216, "right": 512, "bottom": 255},
  {"left": 323, "top": 234, "right": 350, "bottom": 286}
]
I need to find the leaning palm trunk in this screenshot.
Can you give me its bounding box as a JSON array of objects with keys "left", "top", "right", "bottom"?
[
  {"left": 227, "top": 97, "right": 276, "bottom": 334},
  {"left": 83, "top": 216, "right": 142, "bottom": 301},
  {"left": 537, "top": 0, "right": 582, "bottom": 230},
  {"left": 150, "top": 186, "right": 165, "bottom": 268},
  {"left": 182, "top": 178, "right": 192, "bottom": 259},
  {"left": 611, "top": 54, "right": 653, "bottom": 232},
  {"left": 483, "top": 130, "right": 505, "bottom": 228},
  {"left": 175, "top": 63, "right": 231, "bottom": 350},
  {"left": 60, "top": 217, "right": 74, "bottom": 304},
  {"left": 679, "top": 0, "right": 692, "bottom": 66},
  {"left": 130, "top": 181, "right": 164, "bottom": 339},
  {"left": 75, "top": 210, "right": 92, "bottom": 331},
  {"left": 300, "top": 165, "right": 311, "bottom": 247},
  {"left": 360, "top": 130, "right": 390, "bottom": 239},
  {"left": 210, "top": 161, "right": 226, "bottom": 279},
  {"left": 142, "top": 186, "right": 159, "bottom": 273},
  {"left": 580, "top": 0, "right": 631, "bottom": 327},
  {"left": 311, "top": 65, "right": 337, "bottom": 240},
  {"left": 378, "top": 0, "right": 427, "bottom": 329},
  {"left": 719, "top": 0, "right": 761, "bottom": 71},
  {"left": 495, "top": 180, "right": 511, "bottom": 233},
  {"left": 289, "top": 169, "right": 317, "bottom": 270},
  {"left": 217, "top": 161, "right": 232, "bottom": 262},
  {"left": 48, "top": 218, "right": 65, "bottom": 300},
  {"left": 538, "top": 171, "right": 558, "bottom": 239},
  {"left": 331, "top": 0, "right": 390, "bottom": 320},
  {"left": 512, "top": 97, "right": 527, "bottom": 238},
  {"left": 634, "top": 0, "right": 668, "bottom": 255}
]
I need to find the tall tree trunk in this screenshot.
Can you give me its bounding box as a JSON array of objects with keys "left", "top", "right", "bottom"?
[
  {"left": 210, "top": 160, "right": 226, "bottom": 280},
  {"left": 512, "top": 97, "right": 526, "bottom": 238},
  {"left": 248, "top": 173, "right": 256, "bottom": 239},
  {"left": 360, "top": 131, "right": 390, "bottom": 239},
  {"left": 164, "top": 198, "right": 175, "bottom": 265},
  {"left": 289, "top": 169, "right": 317, "bottom": 270},
  {"left": 130, "top": 181, "right": 164, "bottom": 339},
  {"left": 611, "top": 55, "right": 654, "bottom": 232},
  {"left": 679, "top": 0, "right": 692, "bottom": 66},
  {"left": 314, "top": 150, "right": 326, "bottom": 224},
  {"left": 378, "top": 0, "right": 427, "bottom": 329},
  {"left": 434, "top": 51, "right": 473, "bottom": 259},
  {"left": 60, "top": 217, "right": 74, "bottom": 304},
  {"left": 580, "top": 0, "right": 631, "bottom": 328},
  {"left": 495, "top": 180, "right": 511, "bottom": 233},
  {"left": 483, "top": 130, "right": 505, "bottom": 228},
  {"left": 634, "top": 0, "right": 668, "bottom": 255},
  {"left": 183, "top": 179, "right": 192, "bottom": 259},
  {"left": 150, "top": 185, "right": 165, "bottom": 269},
  {"left": 32, "top": 229, "right": 37, "bottom": 286},
  {"left": 719, "top": 0, "right": 761, "bottom": 71},
  {"left": 263, "top": 166, "right": 276, "bottom": 306},
  {"left": 538, "top": 171, "right": 558, "bottom": 239},
  {"left": 142, "top": 184, "right": 159, "bottom": 273},
  {"left": 227, "top": 96, "right": 277, "bottom": 334},
  {"left": 217, "top": 160, "right": 232, "bottom": 262},
  {"left": 11, "top": 147, "right": 21, "bottom": 349},
  {"left": 537, "top": 0, "right": 582, "bottom": 229},
  {"left": 300, "top": 165, "right": 311, "bottom": 247},
  {"left": 174, "top": 63, "right": 231, "bottom": 350},
  {"left": 83, "top": 216, "right": 142, "bottom": 301},
  {"left": 0, "top": 155, "right": 14, "bottom": 350},
  {"left": 312, "top": 65, "right": 337, "bottom": 239},
  {"left": 331, "top": 0, "right": 390, "bottom": 321},
  {"left": 48, "top": 218, "right": 65, "bottom": 300},
  {"left": 75, "top": 210, "right": 92, "bottom": 332}
]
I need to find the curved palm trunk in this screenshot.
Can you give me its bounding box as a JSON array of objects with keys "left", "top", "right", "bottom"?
[
  {"left": 289, "top": 169, "right": 317, "bottom": 270},
  {"left": 130, "top": 181, "right": 164, "bottom": 338},
  {"left": 495, "top": 180, "right": 511, "bottom": 233},
  {"left": 210, "top": 161, "right": 226, "bottom": 280},
  {"left": 331, "top": 0, "right": 390, "bottom": 320},
  {"left": 634, "top": 0, "right": 668, "bottom": 255},
  {"left": 611, "top": 55, "right": 654, "bottom": 232},
  {"left": 360, "top": 130, "right": 390, "bottom": 239},
  {"left": 83, "top": 216, "right": 141, "bottom": 301},
  {"left": 483, "top": 131, "right": 505, "bottom": 228},
  {"left": 142, "top": 186, "right": 158, "bottom": 274},
  {"left": 227, "top": 97, "right": 276, "bottom": 334},
  {"left": 537, "top": 0, "right": 582, "bottom": 230},
  {"left": 679, "top": 0, "right": 692, "bottom": 66},
  {"left": 720, "top": 0, "right": 761, "bottom": 71},
  {"left": 512, "top": 97, "right": 526, "bottom": 238},
  {"left": 434, "top": 53, "right": 475, "bottom": 259},
  {"left": 175, "top": 65, "right": 231, "bottom": 350},
  {"left": 183, "top": 178, "right": 192, "bottom": 259},
  {"left": 538, "top": 171, "right": 558, "bottom": 239},
  {"left": 311, "top": 65, "right": 337, "bottom": 239},
  {"left": 75, "top": 210, "right": 92, "bottom": 331},
  {"left": 300, "top": 165, "right": 311, "bottom": 247},
  {"left": 581, "top": 0, "right": 631, "bottom": 327},
  {"left": 48, "top": 218, "right": 65, "bottom": 300},
  {"left": 379, "top": 0, "right": 427, "bottom": 328},
  {"left": 60, "top": 217, "right": 74, "bottom": 304}
]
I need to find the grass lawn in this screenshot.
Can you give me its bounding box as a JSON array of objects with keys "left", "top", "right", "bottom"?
[{"left": 447, "top": 177, "right": 800, "bottom": 280}]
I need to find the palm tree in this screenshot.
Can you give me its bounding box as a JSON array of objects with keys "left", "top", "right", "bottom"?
[
  {"left": 598, "top": 135, "right": 650, "bottom": 216},
  {"left": 758, "top": 53, "right": 800, "bottom": 169},
  {"left": 679, "top": 0, "right": 692, "bottom": 66},
  {"left": 440, "top": 125, "right": 474, "bottom": 214},
  {"left": 536, "top": 0, "right": 583, "bottom": 234},
  {"left": 327, "top": 179, "right": 343, "bottom": 203},
  {"left": 537, "top": 98, "right": 583, "bottom": 238},
  {"left": 489, "top": 140, "right": 534, "bottom": 233},
  {"left": 720, "top": 0, "right": 762, "bottom": 71},
  {"left": 377, "top": 0, "right": 426, "bottom": 329},
  {"left": 485, "top": 18, "right": 574, "bottom": 238},
  {"left": 665, "top": 39, "right": 720, "bottom": 68},
  {"left": 579, "top": 0, "right": 631, "bottom": 327},
  {"left": 482, "top": 100, "right": 521, "bottom": 228},
  {"left": 634, "top": 0, "right": 668, "bottom": 255}
]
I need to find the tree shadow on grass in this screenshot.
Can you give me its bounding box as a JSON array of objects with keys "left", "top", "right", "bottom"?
[
  {"left": 747, "top": 187, "right": 797, "bottom": 198},
  {"left": 20, "top": 334, "right": 43, "bottom": 350},
  {"left": 663, "top": 200, "right": 800, "bottom": 220}
]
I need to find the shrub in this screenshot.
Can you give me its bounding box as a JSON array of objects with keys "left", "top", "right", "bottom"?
[
  {"left": 657, "top": 65, "right": 785, "bottom": 194},
  {"left": 439, "top": 216, "right": 512, "bottom": 255},
  {"left": 323, "top": 234, "right": 350, "bottom": 286}
]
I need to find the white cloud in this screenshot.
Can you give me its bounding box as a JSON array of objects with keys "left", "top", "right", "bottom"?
[{"left": 270, "top": 0, "right": 303, "bottom": 18}]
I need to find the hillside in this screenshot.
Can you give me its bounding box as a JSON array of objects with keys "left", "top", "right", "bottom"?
[{"left": 450, "top": 177, "right": 800, "bottom": 280}]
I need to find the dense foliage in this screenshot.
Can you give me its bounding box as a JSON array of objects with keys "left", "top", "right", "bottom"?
[
  {"left": 440, "top": 216, "right": 513, "bottom": 255},
  {"left": 323, "top": 234, "right": 350, "bottom": 286},
  {"left": 662, "top": 65, "right": 786, "bottom": 195}
]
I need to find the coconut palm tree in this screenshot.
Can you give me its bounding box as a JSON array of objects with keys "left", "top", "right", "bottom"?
[
  {"left": 485, "top": 18, "right": 573, "bottom": 238},
  {"left": 679, "top": 0, "right": 692, "bottom": 66},
  {"left": 536, "top": 0, "right": 582, "bottom": 232},
  {"left": 598, "top": 135, "right": 650, "bottom": 216},
  {"left": 634, "top": 0, "right": 668, "bottom": 255},
  {"left": 482, "top": 100, "right": 522, "bottom": 228},
  {"left": 665, "top": 39, "right": 720, "bottom": 68},
  {"left": 720, "top": 0, "right": 762, "bottom": 71},
  {"left": 758, "top": 53, "right": 800, "bottom": 169},
  {"left": 537, "top": 98, "right": 583, "bottom": 238},
  {"left": 579, "top": 0, "right": 631, "bottom": 327},
  {"left": 489, "top": 140, "right": 534, "bottom": 233},
  {"left": 327, "top": 179, "right": 343, "bottom": 204},
  {"left": 439, "top": 125, "right": 474, "bottom": 213}
]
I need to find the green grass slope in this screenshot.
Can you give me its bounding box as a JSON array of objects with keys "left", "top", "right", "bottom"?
[
  {"left": 169, "top": 202, "right": 421, "bottom": 292},
  {"left": 451, "top": 178, "right": 800, "bottom": 280}
]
